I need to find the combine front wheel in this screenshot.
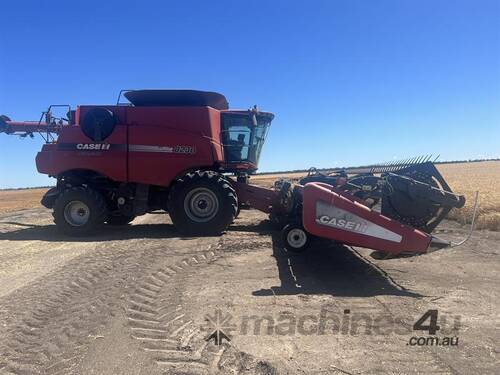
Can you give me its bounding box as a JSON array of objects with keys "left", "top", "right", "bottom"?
[
  {"left": 53, "top": 187, "right": 108, "bottom": 236},
  {"left": 168, "top": 171, "right": 237, "bottom": 235}
]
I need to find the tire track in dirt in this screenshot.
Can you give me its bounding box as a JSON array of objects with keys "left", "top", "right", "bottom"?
[
  {"left": 126, "top": 240, "right": 282, "bottom": 375},
  {"left": 0, "top": 236, "right": 214, "bottom": 375},
  {"left": 349, "top": 248, "right": 461, "bottom": 374},
  {"left": 160, "top": 223, "right": 462, "bottom": 375},
  {"left": 0, "top": 242, "right": 94, "bottom": 299}
]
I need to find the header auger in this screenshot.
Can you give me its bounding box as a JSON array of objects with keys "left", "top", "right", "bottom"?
[{"left": 1, "top": 89, "right": 466, "bottom": 258}]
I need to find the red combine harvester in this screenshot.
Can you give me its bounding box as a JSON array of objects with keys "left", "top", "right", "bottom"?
[{"left": 0, "top": 90, "right": 466, "bottom": 256}]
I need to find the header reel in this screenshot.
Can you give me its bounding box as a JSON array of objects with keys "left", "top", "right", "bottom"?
[{"left": 299, "top": 158, "right": 465, "bottom": 233}]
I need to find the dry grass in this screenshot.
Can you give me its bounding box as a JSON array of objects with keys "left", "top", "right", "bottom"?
[
  {"left": 251, "top": 172, "right": 306, "bottom": 187},
  {"left": 0, "top": 188, "right": 49, "bottom": 215},
  {"left": 0, "top": 161, "right": 498, "bottom": 230},
  {"left": 438, "top": 161, "right": 500, "bottom": 231}
]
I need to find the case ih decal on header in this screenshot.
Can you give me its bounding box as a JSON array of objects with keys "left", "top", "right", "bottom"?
[
  {"left": 315, "top": 200, "right": 403, "bottom": 243},
  {"left": 0, "top": 89, "right": 469, "bottom": 260}
]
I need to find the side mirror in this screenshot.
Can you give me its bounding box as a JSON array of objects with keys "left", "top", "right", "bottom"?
[{"left": 250, "top": 105, "right": 258, "bottom": 126}]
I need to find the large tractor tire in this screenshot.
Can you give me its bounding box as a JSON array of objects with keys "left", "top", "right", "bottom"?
[
  {"left": 53, "top": 187, "right": 108, "bottom": 236},
  {"left": 168, "top": 171, "right": 238, "bottom": 235}
]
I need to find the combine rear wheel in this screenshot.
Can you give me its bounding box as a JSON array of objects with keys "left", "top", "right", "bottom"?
[
  {"left": 168, "top": 171, "right": 238, "bottom": 235},
  {"left": 53, "top": 187, "right": 108, "bottom": 236}
]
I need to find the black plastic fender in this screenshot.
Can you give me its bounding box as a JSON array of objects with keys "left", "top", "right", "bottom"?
[{"left": 41, "top": 187, "right": 61, "bottom": 209}]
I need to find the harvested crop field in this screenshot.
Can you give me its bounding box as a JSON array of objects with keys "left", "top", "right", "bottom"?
[
  {"left": 0, "top": 188, "right": 49, "bottom": 215},
  {"left": 0, "top": 204, "right": 498, "bottom": 374},
  {"left": 0, "top": 161, "right": 498, "bottom": 374}
]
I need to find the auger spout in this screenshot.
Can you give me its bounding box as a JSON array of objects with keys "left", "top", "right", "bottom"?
[{"left": 0, "top": 115, "right": 61, "bottom": 136}]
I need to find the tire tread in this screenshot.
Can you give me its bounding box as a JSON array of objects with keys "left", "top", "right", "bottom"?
[{"left": 168, "top": 171, "right": 237, "bottom": 235}]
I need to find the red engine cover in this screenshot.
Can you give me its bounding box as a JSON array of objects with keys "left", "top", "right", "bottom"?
[
  {"left": 35, "top": 105, "right": 225, "bottom": 187},
  {"left": 302, "top": 183, "right": 431, "bottom": 254}
]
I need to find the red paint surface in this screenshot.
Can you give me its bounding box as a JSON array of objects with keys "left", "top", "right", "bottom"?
[
  {"left": 34, "top": 105, "right": 258, "bottom": 186},
  {"left": 302, "top": 182, "right": 431, "bottom": 254}
]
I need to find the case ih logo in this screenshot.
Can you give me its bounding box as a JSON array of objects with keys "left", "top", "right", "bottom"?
[
  {"left": 57, "top": 143, "right": 118, "bottom": 151},
  {"left": 316, "top": 215, "right": 368, "bottom": 233},
  {"left": 315, "top": 200, "right": 402, "bottom": 243},
  {"left": 77, "top": 143, "right": 111, "bottom": 150}
]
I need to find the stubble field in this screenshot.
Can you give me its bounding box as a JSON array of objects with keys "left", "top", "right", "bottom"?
[
  {"left": 0, "top": 161, "right": 498, "bottom": 374},
  {"left": 0, "top": 188, "right": 49, "bottom": 215}
]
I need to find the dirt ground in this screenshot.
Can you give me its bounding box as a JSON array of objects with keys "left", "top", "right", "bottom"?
[{"left": 0, "top": 207, "right": 498, "bottom": 374}]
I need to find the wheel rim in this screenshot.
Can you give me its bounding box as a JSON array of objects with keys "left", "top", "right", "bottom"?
[
  {"left": 184, "top": 188, "right": 219, "bottom": 223},
  {"left": 287, "top": 228, "right": 307, "bottom": 248},
  {"left": 63, "top": 201, "right": 90, "bottom": 227}
]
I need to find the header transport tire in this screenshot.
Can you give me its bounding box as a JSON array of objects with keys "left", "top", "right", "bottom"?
[
  {"left": 53, "top": 187, "right": 108, "bottom": 236},
  {"left": 282, "top": 223, "right": 310, "bottom": 254},
  {"left": 168, "top": 171, "right": 238, "bottom": 235}
]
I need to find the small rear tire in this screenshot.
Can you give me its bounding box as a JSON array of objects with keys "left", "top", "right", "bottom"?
[
  {"left": 53, "top": 186, "right": 108, "bottom": 236},
  {"left": 282, "top": 223, "right": 310, "bottom": 253}
]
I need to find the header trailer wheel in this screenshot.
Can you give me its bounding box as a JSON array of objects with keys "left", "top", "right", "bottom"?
[{"left": 282, "top": 223, "right": 310, "bottom": 254}]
